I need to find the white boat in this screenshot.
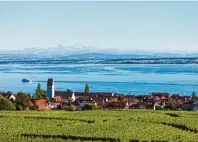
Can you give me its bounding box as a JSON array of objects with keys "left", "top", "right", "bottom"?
[{"left": 22, "top": 78, "right": 32, "bottom": 83}]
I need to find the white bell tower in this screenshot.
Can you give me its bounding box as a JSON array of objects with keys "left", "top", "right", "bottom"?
[{"left": 47, "top": 78, "right": 55, "bottom": 99}]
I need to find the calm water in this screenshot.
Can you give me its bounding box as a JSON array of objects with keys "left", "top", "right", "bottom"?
[{"left": 0, "top": 64, "right": 198, "bottom": 95}]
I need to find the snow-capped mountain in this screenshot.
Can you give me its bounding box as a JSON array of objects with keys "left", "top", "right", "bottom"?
[
  {"left": 0, "top": 44, "right": 97, "bottom": 56},
  {"left": 0, "top": 44, "right": 198, "bottom": 60}
]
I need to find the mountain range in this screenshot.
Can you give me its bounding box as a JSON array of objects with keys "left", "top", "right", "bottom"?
[{"left": 0, "top": 45, "right": 198, "bottom": 60}]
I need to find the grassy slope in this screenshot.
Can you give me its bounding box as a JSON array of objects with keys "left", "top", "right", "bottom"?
[{"left": 0, "top": 110, "right": 198, "bottom": 142}]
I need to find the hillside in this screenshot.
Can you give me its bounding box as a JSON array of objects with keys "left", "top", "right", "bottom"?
[{"left": 0, "top": 110, "right": 198, "bottom": 142}]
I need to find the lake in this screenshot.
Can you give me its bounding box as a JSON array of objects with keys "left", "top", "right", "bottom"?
[{"left": 0, "top": 64, "right": 198, "bottom": 95}]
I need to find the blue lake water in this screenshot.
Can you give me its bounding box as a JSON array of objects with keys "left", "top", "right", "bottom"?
[{"left": 0, "top": 64, "right": 198, "bottom": 95}]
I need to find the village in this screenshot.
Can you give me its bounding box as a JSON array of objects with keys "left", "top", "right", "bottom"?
[{"left": 0, "top": 78, "right": 198, "bottom": 111}]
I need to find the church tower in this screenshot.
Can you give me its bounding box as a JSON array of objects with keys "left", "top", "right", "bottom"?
[{"left": 47, "top": 78, "right": 55, "bottom": 99}]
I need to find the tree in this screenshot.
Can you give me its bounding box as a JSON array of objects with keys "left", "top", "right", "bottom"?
[
  {"left": 15, "top": 92, "right": 31, "bottom": 110},
  {"left": 68, "top": 97, "right": 73, "bottom": 106},
  {"left": 192, "top": 91, "right": 198, "bottom": 101},
  {"left": 117, "top": 96, "right": 123, "bottom": 102},
  {"left": 6, "top": 91, "right": 13, "bottom": 94},
  {"left": 85, "top": 83, "right": 90, "bottom": 94},
  {"left": 34, "top": 83, "right": 47, "bottom": 99},
  {"left": 27, "top": 93, "right": 32, "bottom": 99},
  {"left": 117, "top": 96, "right": 123, "bottom": 110},
  {"left": 0, "top": 95, "right": 16, "bottom": 110}
]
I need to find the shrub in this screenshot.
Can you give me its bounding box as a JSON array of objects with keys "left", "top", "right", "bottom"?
[
  {"left": 177, "top": 108, "right": 183, "bottom": 111},
  {"left": 164, "top": 102, "right": 176, "bottom": 110},
  {"left": 82, "top": 103, "right": 100, "bottom": 110},
  {"left": 129, "top": 104, "right": 139, "bottom": 109},
  {"left": 29, "top": 105, "right": 39, "bottom": 110},
  {"left": 57, "top": 105, "right": 62, "bottom": 110},
  {"left": 0, "top": 95, "right": 16, "bottom": 110},
  {"left": 155, "top": 106, "right": 164, "bottom": 110},
  {"left": 66, "top": 105, "right": 76, "bottom": 111},
  {"left": 138, "top": 105, "right": 146, "bottom": 109}
]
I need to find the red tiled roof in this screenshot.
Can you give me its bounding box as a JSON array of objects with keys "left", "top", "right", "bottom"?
[
  {"left": 33, "top": 99, "right": 51, "bottom": 110},
  {"left": 29, "top": 100, "right": 33, "bottom": 106},
  {"left": 35, "top": 99, "right": 48, "bottom": 105},
  {"left": 154, "top": 96, "right": 160, "bottom": 101},
  {"left": 152, "top": 92, "right": 170, "bottom": 98},
  {"left": 171, "top": 94, "right": 180, "bottom": 99},
  {"left": 54, "top": 96, "right": 62, "bottom": 103},
  {"left": 94, "top": 100, "right": 103, "bottom": 106},
  {"left": 104, "top": 102, "right": 127, "bottom": 109},
  {"left": 161, "top": 96, "right": 168, "bottom": 100},
  {"left": 128, "top": 98, "right": 139, "bottom": 103},
  {"left": 111, "top": 97, "right": 118, "bottom": 102}
]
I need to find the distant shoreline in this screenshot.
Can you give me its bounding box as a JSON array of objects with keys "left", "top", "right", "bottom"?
[{"left": 0, "top": 57, "right": 198, "bottom": 64}]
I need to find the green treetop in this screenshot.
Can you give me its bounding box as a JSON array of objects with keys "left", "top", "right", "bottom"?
[
  {"left": 192, "top": 91, "right": 198, "bottom": 101},
  {"left": 15, "top": 91, "right": 31, "bottom": 110},
  {"left": 0, "top": 95, "right": 16, "bottom": 110},
  {"left": 85, "top": 83, "right": 90, "bottom": 94},
  {"left": 34, "top": 83, "right": 47, "bottom": 99}
]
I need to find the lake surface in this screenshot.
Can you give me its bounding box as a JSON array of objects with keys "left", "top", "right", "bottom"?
[{"left": 0, "top": 64, "right": 198, "bottom": 95}]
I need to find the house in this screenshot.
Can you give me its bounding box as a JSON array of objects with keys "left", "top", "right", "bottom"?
[
  {"left": 75, "top": 95, "right": 92, "bottom": 110},
  {"left": 154, "top": 96, "right": 160, "bottom": 101},
  {"left": 74, "top": 92, "right": 92, "bottom": 102},
  {"left": 181, "top": 96, "right": 192, "bottom": 102},
  {"left": 152, "top": 92, "right": 170, "bottom": 101},
  {"left": 152, "top": 92, "right": 170, "bottom": 98},
  {"left": 135, "top": 95, "right": 151, "bottom": 102},
  {"left": 103, "top": 102, "right": 128, "bottom": 109},
  {"left": 153, "top": 101, "right": 165, "bottom": 110},
  {"left": 171, "top": 94, "right": 180, "bottom": 99},
  {"left": 114, "top": 93, "right": 125, "bottom": 98},
  {"left": 75, "top": 95, "right": 92, "bottom": 102},
  {"left": 111, "top": 97, "right": 118, "bottom": 103},
  {"left": 54, "top": 91, "right": 75, "bottom": 102},
  {"left": 49, "top": 102, "right": 61, "bottom": 109},
  {"left": 91, "top": 97, "right": 103, "bottom": 107},
  {"left": 74, "top": 92, "right": 114, "bottom": 108},
  {"left": 171, "top": 94, "right": 192, "bottom": 102},
  {"left": 127, "top": 97, "right": 139, "bottom": 108},
  {"left": 1, "top": 93, "right": 16, "bottom": 101},
  {"left": 89, "top": 92, "right": 114, "bottom": 105},
  {"left": 53, "top": 96, "right": 62, "bottom": 103},
  {"left": 32, "top": 99, "right": 51, "bottom": 111}
]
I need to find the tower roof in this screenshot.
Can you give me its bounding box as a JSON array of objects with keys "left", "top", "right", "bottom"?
[{"left": 47, "top": 78, "right": 54, "bottom": 86}]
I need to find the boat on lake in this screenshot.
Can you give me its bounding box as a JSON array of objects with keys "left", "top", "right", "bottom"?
[{"left": 22, "top": 78, "right": 32, "bottom": 83}]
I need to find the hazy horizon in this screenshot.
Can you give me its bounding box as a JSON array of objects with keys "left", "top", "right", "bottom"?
[{"left": 1, "top": 1, "right": 198, "bottom": 53}]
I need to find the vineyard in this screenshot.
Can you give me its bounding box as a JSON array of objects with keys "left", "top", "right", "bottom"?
[{"left": 0, "top": 110, "right": 198, "bottom": 142}]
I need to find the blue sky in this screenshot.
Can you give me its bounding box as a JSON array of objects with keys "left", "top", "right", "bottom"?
[{"left": 0, "top": 1, "right": 198, "bottom": 53}]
